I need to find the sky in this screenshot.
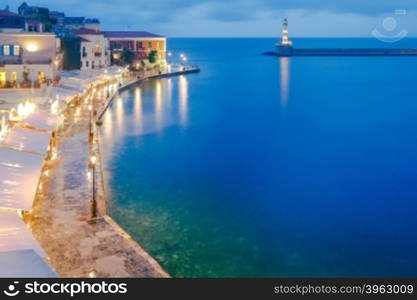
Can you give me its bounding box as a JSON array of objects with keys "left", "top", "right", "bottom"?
[{"left": 8, "top": 1, "right": 417, "bottom": 37}]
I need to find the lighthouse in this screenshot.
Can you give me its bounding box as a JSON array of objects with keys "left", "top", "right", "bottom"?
[
  {"left": 280, "top": 19, "right": 292, "bottom": 46},
  {"left": 276, "top": 19, "right": 293, "bottom": 56}
]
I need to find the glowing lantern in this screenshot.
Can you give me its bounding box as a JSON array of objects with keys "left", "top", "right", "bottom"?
[
  {"left": 16, "top": 101, "right": 36, "bottom": 120},
  {"left": 51, "top": 100, "right": 60, "bottom": 115},
  {"left": 27, "top": 43, "right": 39, "bottom": 52},
  {"left": 0, "top": 115, "right": 9, "bottom": 141}
]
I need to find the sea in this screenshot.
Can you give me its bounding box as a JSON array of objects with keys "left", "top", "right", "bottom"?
[{"left": 99, "top": 38, "right": 417, "bottom": 277}]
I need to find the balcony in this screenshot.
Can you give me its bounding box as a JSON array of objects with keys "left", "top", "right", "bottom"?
[
  {"left": 23, "top": 59, "right": 53, "bottom": 65},
  {"left": 0, "top": 56, "right": 23, "bottom": 65}
]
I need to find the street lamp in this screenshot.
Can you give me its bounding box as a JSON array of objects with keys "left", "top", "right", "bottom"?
[
  {"left": 90, "top": 154, "right": 97, "bottom": 219},
  {"left": 180, "top": 54, "right": 187, "bottom": 71},
  {"left": 90, "top": 155, "right": 97, "bottom": 166},
  {"left": 106, "top": 79, "right": 110, "bottom": 98}
]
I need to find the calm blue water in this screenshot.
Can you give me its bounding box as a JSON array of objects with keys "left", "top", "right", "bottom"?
[{"left": 100, "top": 38, "right": 417, "bottom": 277}]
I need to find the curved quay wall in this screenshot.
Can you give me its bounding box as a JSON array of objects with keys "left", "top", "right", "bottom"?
[{"left": 28, "top": 66, "right": 198, "bottom": 278}]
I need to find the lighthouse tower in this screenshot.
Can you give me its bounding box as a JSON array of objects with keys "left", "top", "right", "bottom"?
[
  {"left": 276, "top": 18, "right": 293, "bottom": 56},
  {"left": 280, "top": 19, "right": 292, "bottom": 46}
]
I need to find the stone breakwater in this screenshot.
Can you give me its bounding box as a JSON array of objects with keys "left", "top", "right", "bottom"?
[
  {"left": 25, "top": 69, "right": 202, "bottom": 277},
  {"left": 264, "top": 47, "right": 417, "bottom": 57}
]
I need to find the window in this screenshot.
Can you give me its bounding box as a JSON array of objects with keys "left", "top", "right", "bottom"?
[
  {"left": 13, "top": 45, "right": 20, "bottom": 56},
  {"left": 11, "top": 72, "right": 17, "bottom": 82},
  {"left": 93, "top": 45, "right": 101, "bottom": 56},
  {"left": 86, "top": 61, "right": 89, "bottom": 67},
  {"left": 3, "top": 45, "right": 10, "bottom": 56},
  {"left": 148, "top": 42, "right": 152, "bottom": 49}
]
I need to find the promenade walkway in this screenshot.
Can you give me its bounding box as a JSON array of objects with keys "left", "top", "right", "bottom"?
[
  {"left": 27, "top": 76, "right": 169, "bottom": 277},
  {"left": 1, "top": 65, "right": 199, "bottom": 277}
]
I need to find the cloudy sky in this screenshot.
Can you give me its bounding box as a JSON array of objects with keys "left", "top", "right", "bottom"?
[{"left": 9, "top": 1, "right": 417, "bottom": 37}]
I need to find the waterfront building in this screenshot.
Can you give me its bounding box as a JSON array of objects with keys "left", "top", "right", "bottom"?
[
  {"left": 0, "top": 9, "right": 25, "bottom": 32},
  {"left": 103, "top": 31, "right": 167, "bottom": 66},
  {"left": 63, "top": 17, "right": 86, "bottom": 30},
  {"left": 60, "top": 35, "right": 81, "bottom": 70},
  {"left": 49, "top": 11, "right": 65, "bottom": 25},
  {"left": 84, "top": 19, "right": 100, "bottom": 32},
  {"left": 72, "top": 28, "right": 110, "bottom": 70},
  {"left": 18, "top": 2, "right": 50, "bottom": 22},
  {"left": 25, "top": 19, "right": 45, "bottom": 32},
  {"left": 0, "top": 31, "right": 59, "bottom": 87}
]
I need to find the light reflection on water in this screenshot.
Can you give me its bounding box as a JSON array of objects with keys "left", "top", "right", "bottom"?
[
  {"left": 179, "top": 75, "right": 189, "bottom": 127},
  {"left": 279, "top": 57, "right": 290, "bottom": 108},
  {"left": 101, "top": 77, "right": 189, "bottom": 139},
  {"left": 115, "top": 96, "right": 124, "bottom": 133},
  {"left": 133, "top": 87, "right": 142, "bottom": 136},
  {"left": 155, "top": 81, "right": 163, "bottom": 131},
  {"left": 100, "top": 38, "right": 417, "bottom": 278}
]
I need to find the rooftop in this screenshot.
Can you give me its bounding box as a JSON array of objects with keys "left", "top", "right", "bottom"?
[
  {"left": 64, "top": 17, "right": 85, "bottom": 24},
  {"left": 72, "top": 28, "right": 102, "bottom": 35},
  {"left": 103, "top": 31, "right": 164, "bottom": 38},
  {"left": 85, "top": 18, "right": 100, "bottom": 24},
  {"left": 25, "top": 19, "right": 42, "bottom": 25},
  {"left": 0, "top": 9, "right": 22, "bottom": 17}
]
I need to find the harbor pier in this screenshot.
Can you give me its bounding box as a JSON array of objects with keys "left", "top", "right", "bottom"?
[{"left": 265, "top": 19, "right": 417, "bottom": 57}]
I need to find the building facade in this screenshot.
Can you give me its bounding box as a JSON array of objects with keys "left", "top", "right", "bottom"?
[
  {"left": 103, "top": 31, "right": 166, "bottom": 65},
  {"left": 0, "top": 32, "right": 59, "bottom": 87},
  {"left": 25, "top": 20, "right": 45, "bottom": 33},
  {"left": 84, "top": 19, "right": 100, "bottom": 32},
  {"left": 18, "top": 2, "right": 50, "bottom": 22},
  {"left": 72, "top": 28, "right": 109, "bottom": 70}
]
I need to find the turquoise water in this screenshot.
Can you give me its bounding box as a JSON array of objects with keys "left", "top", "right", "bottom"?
[{"left": 100, "top": 38, "right": 417, "bottom": 277}]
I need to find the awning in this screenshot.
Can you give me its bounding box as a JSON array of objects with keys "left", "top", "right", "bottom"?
[
  {"left": 0, "top": 212, "right": 45, "bottom": 256},
  {"left": 21, "top": 110, "right": 60, "bottom": 132},
  {"left": 1, "top": 127, "right": 50, "bottom": 155},
  {"left": 0, "top": 148, "right": 44, "bottom": 211},
  {"left": 0, "top": 212, "right": 56, "bottom": 277},
  {"left": 0, "top": 249, "right": 56, "bottom": 278}
]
